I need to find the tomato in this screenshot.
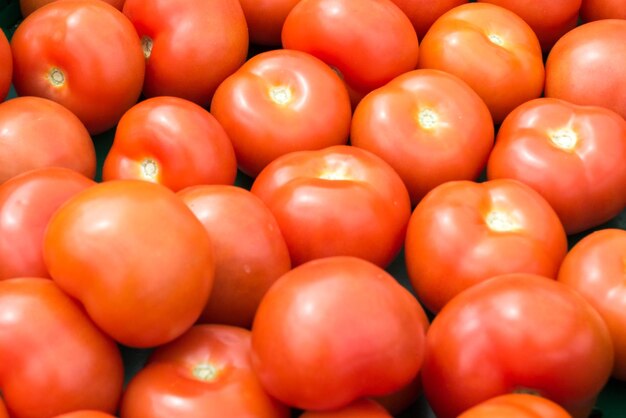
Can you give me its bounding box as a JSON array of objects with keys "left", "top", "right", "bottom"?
[
  {"left": 0, "top": 278, "right": 124, "bottom": 418},
  {"left": 120, "top": 324, "right": 290, "bottom": 418},
  {"left": 102, "top": 96, "right": 237, "bottom": 191},
  {"left": 52, "top": 412, "right": 118, "bottom": 418},
  {"left": 389, "top": 0, "right": 467, "bottom": 40},
  {"left": 239, "top": 0, "right": 301, "bottom": 46},
  {"left": 123, "top": 0, "right": 248, "bottom": 107},
  {"left": 580, "top": 0, "right": 626, "bottom": 21},
  {"left": 351, "top": 68, "right": 494, "bottom": 205},
  {"left": 282, "top": 0, "right": 419, "bottom": 105},
  {"left": 405, "top": 178, "right": 568, "bottom": 314},
  {"left": 20, "top": 0, "right": 126, "bottom": 17},
  {"left": 43, "top": 180, "right": 214, "bottom": 348},
  {"left": 0, "top": 398, "right": 7, "bottom": 418},
  {"left": 299, "top": 398, "right": 392, "bottom": 417},
  {"left": 477, "top": 0, "right": 582, "bottom": 51},
  {"left": 211, "top": 49, "right": 352, "bottom": 177},
  {"left": 250, "top": 145, "right": 411, "bottom": 268},
  {"left": 487, "top": 98, "right": 626, "bottom": 234},
  {"left": 0, "top": 30, "right": 10, "bottom": 102},
  {"left": 0, "top": 96, "right": 96, "bottom": 184},
  {"left": 418, "top": 2, "right": 544, "bottom": 124},
  {"left": 0, "top": 167, "right": 95, "bottom": 280},
  {"left": 422, "top": 273, "right": 614, "bottom": 418},
  {"left": 250, "top": 256, "right": 427, "bottom": 411},
  {"left": 11, "top": 0, "right": 145, "bottom": 134},
  {"left": 545, "top": 19, "right": 626, "bottom": 120},
  {"left": 558, "top": 229, "right": 626, "bottom": 380},
  {"left": 457, "top": 393, "right": 573, "bottom": 418},
  {"left": 178, "top": 185, "right": 292, "bottom": 329}
]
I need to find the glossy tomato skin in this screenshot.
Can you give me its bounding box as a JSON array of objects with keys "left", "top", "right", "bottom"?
[
  {"left": 251, "top": 256, "right": 427, "bottom": 411},
  {"left": 457, "top": 393, "right": 573, "bottom": 418},
  {"left": 0, "top": 167, "right": 95, "bottom": 280},
  {"left": 580, "top": 0, "right": 626, "bottom": 21},
  {"left": 389, "top": 0, "right": 467, "bottom": 39},
  {"left": 351, "top": 69, "right": 494, "bottom": 205},
  {"left": 251, "top": 145, "right": 412, "bottom": 268},
  {"left": 239, "top": 0, "right": 301, "bottom": 46},
  {"left": 11, "top": 0, "right": 145, "bottom": 134},
  {"left": 211, "top": 49, "right": 352, "bottom": 177},
  {"left": 299, "top": 398, "right": 392, "bottom": 418},
  {"left": 422, "top": 274, "right": 614, "bottom": 418},
  {"left": 282, "top": 0, "right": 419, "bottom": 105},
  {"left": 418, "top": 2, "right": 544, "bottom": 124},
  {"left": 0, "top": 278, "right": 124, "bottom": 418},
  {"left": 120, "top": 324, "right": 290, "bottom": 418},
  {"left": 178, "top": 185, "right": 292, "bottom": 328},
  {"left": 20, "top": 0, "right": 126, "bottom": 17},
  {"left": 0, "top": 96, "right": 96, "bottom": 184},
  {"left": 123, "top": 0, "right": 248, "bottom": 107},
  {"left": 558, "top": 229, "right": 626, "bottom": 380},
  {"left": 52, "top": 412, "right": 118, "bottom": 418},
  {"left": 102, "top": 96, "right": 237, "bottom": 191},
  {"left": 405, "top": 179, "right": 568, "bottom": 314},
  {"left": 545, "top": 19, "right": 626, "bottom": 120},
  {"left": 0, "top": 30, "right": 11, "bottom": 102},
  {"left": 487, "top": 98, "right": 626, "bottom": 234},
  {"left": 43, "top": 180, "right": 215, "bottom": 348}
]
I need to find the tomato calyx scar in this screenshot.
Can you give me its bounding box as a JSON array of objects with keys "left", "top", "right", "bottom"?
[
  {"left": 48, "top": 67, "right": 65, "bottom": 87},
  {"left": 192, "top": 363, "right": 221, "bottom": 382},
  {"left": 141, "top": 159, "right": 159, "bottom": 180},
  {"left": 141, "top": 35, "right": 153, "bottom": 59},
  {"left": 487, "top": 33, "right": 505, "bottom": 46},
  {"left": 549, "top": 129, "right": 578, "bottom": 151},
  {"left": 269, "top": 85, "right": 292, "bottom": 106},
  {"left": 485, "top": 210, "right": 520, "bottom": 232},
  {"left": 417, "top": 108, "right": 439, "bottom": 130}
]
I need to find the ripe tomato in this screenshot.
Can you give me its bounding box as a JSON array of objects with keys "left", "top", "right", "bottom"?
[
  {"left": 11, "top": 0, "right": 145, "bottom": 134},
  {"left": 405, "top": 178, "right": 568, "bottom": 314},
  {"left": 299, "top": 399, "right": 392, "bottom": 417},
  {"left": 43, "top": 180, "right": 215, "bottom": 348},
  {"left": 389, "top": 0, "right": 467, "bottom": 39},
  {"left": 0, "top": 96, "right": 96, "bottom": 184},
  {"left": 0, "top": 278, "right": 124, "bottom": 418},
  {"left": 457, "top": 393, "right": 573, "bottom": 418},
  {"left": 178, "top": 185, "right": 292, "bottom": 329},
  {"left": 250, "top": 145, "right": 411, "bottom": 268},
  {"left": 123, "top": 0, "right": 248, "bottom": 107},
  {"left": 120, "top": 324, "right": 290, "bottom": 418},
  {"left": 0, "top": 30, "right": 10, "bottom": 102},
  {"left": 422, "top": 273, "right": 614, "bottom": 418},
  {"left": 102, "top": 96, "right": 237, "bottom": 191},
  {"left": 351, "top": 68, "right": 494, "bottom": 205},
  {"left": 282, "top": 0, "right": 419, "bottom": 105},
  {"left": 0, "top": 167, "right": 95, "bottom": 280},
  {"left": 580, "top": 0, "right": 626, "bottom": 21},
  {"left": 20, "top": 0, "right": 126, "bottom": 17},
  {"left": 52, "top": 412, "right": 117, "bottom": 418},
  {"left": 418, "top": 2, "right": 544, "bottom": 124},
  {"left": 0, "top": 398, "right": 7, "bottom": 418},
  {"left": 545, "top": 19, "right": 626, "bottom": 120},
  {"left": 487, "top": 98, "right": 626, "bottom": 234},
  {"left": 239, "top": 0, "right": 301, "bottom": 46},
  {"left": 558, "top": 229, "right": 626, "bottom": 380},
  {"left": 211, "top": 49, "right": 352, "bottom": 177},
  {"left": 251, "top": 256, "right": 427, "bottom": 411}
]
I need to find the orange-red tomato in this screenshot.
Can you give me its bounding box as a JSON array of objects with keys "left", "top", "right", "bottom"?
[
  {"left": 120, "top": 324, "right": 290, "bottom": 418},
  {"left": 299, "top": 398, "right": 392, "bottom": 417},
  {"left": 0, "top": 96, "right": 96, "bottom": 184},
  {"left": 11, "top": 0, "right": 145, "bottom": 134},
  {"left": 389, "top": 0, "right": 467, "bottom": 39},
  {"left": 0, "top": 30, "right": 10, "bottom": 102},
  {"left": 102, "top": 96, "right": 237, "bottom": 191},
  {"left": 123, "top": 0, "right": 248, "bottom": 107},
  {"left": 405, "top": 179, "right": 568, "bottom": 314},
  {"left": 43, "top": 180, "right": 215, "bottom": 348},
  {"left": 351, "top": 68, "right": 494, "bottom": 205},
  {"left": 457, "top": 393, "right": 573, "bottom": 418},
  {"left": 580, "top": 0, "right": 626, "bottom": 21},
  {"left": 0, "top": 398, "right": 7, "bottom": 418},
  {"left": 239, "top": 0, "right": 301, "bottom": 46},
  {"left": 0, "top": 167, "right": 95, "bottom": 280},
  {"left": 545, "top": 19, "right": 626, "bottom": 120},
  {"left": 52, "top": 412, "right": 118, "bottom": 418},
  {"left": 211, "top": 49, "right": 352, "bottom": 177},
  {"left": 178, "top": 185, "right": 292, "bottom": 329},
  {"left": 418, "top": 2, "right": 544, "bottom": 124},
  {"left": 20, "top": 0, "right": 126, "bottom": 17}
]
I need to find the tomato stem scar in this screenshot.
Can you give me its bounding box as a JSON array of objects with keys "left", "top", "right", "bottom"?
[
  {"left": 418, "top": 108, "right": 438, "bottom": 129},
  {"left": 141, "top": 159, "right": 159, "bottom": 180},
  {"left": 485, "top": 210, "right": 518, "bottom": 232},
  {"left": 141, "top": 35, "right": 153, "bottom": 59},
  {"left": 488, "top": 33, "right": 504, "bottom": 46},
  {"left": 48, "top": 68, "right": 65, "bottom": 86},
  {"left": 549, "top": 129, "right": 578, "bottom": 151},
  {"left": 192, "top": 363, "right": 220, "bottom": 382},
  {"left": 269, "top": 85, "right": 292, "bottom": 105}
]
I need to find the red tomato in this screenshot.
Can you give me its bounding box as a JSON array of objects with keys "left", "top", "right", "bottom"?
[
  {"left": 0, "top": 30, "right": 10, "bottom": 102},
  {"left": 120, "top": 324, "right": 290, "bottom": 418},
  {"left": 0, "top": 96, "right": 96, "bottom": 184},
  {"left": 282, "top": 0, "right": 419, "bottom": 105},
  {"left": 580, "top": 0, "right": 626, "bottom": 21},
  {"left": 239, "top": 0, "right": 301, "bottom": 46},
  {"left": 123, "top": 0, "right": 248, "bottom": 107},
  {"left": 405, "top": 179, "right": 568, "bottom": 314},
  {"left": 477, "top": 0, "right": 582, "bottom": 51},
  {"left": 422, "top": 273, "right": 614, "bottom": 418},
  {"left": 20, "top": 0, "right": 126, "bottom": 17},
  {"left": 0, "top": 167, "right": 95, "bottom": 280},
  {"left": 418, "top": 2, "right": 544, "bottom": 124},
  {"left": 487, "top": 98, "right": 626, "bottom": 234},
  {"left": 389, "top": 0, "right": 467, "bottom": 40},
  {"left": 210, "top": 49, "right": 352, "bottom": 177},
  {"left": 43, "top": 180, "right": 215, "bottom": 348},
  {"left": 52, "top": 412, "right": 118, "bottom": 418},
  {"left": 250, "top": 145, "right": 412, "bottom": 268},
  {"left": 545, "top": 19, "right": 626, "bottom": 120},
  {"left": 251, "top": 256, "right": 427, "bottom": 411},
  {"left": 558, "top": 229, "right": 626, "bottom": 380},
  {"left": 102, "top": 96, "right": 237, "bottom": 191},
  {"left": 0, "top": 278, "right": 124, "bottom": 418},
  {"left": 351, "top": 68, "right": 494, "bottom": 205},
  {"left": 457, "top": 393, "right": 573, "bottom": 418},
  {"left": 178, "top": 185, "right": 292, "bottom": 328},
  {"left": 0, "top": 398, "right": 7, "bottom": 418},
  {"left": 299, "top": 398, "right": 392, "bottom": 417},
  {"left": 11, "top": 0, "right": 145, "bottom": 134}
]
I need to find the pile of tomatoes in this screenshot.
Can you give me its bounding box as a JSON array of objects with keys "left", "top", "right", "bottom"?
[{"left": 0, "top": 0, "right": 625, "bottom": 417}]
